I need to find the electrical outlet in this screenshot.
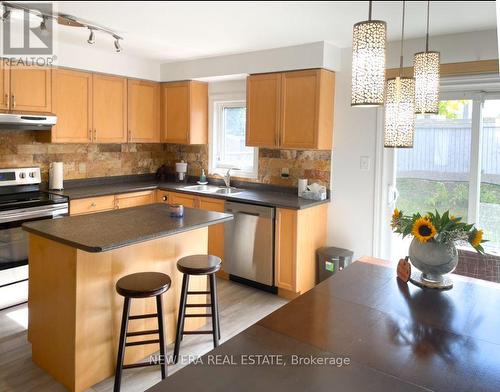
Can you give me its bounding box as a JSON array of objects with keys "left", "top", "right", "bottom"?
[
  {"left": 360, "top": 156, "right": 370, "bottom": 171},
  {"left": 281, "top": 167, "right": 290, "bottom": 178}
]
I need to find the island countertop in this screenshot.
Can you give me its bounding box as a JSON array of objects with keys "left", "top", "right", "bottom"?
[{"left": 23, "top": 203, "right": 233, "bottom": 253}]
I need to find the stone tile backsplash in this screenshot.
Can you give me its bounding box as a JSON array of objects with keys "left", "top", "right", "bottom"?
[{"left": 1, "top": 130, "right": 331, "bottom": 188}]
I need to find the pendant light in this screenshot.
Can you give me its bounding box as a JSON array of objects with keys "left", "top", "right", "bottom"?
[
  {"left": 384, "top": 1, "right": 415, "bottom": 148},
  {"left": 351, "top": 1, "right": 387, "bottom": 106},
  {"left": 414, "top": 1, "right": 440, "bottom": 114}
]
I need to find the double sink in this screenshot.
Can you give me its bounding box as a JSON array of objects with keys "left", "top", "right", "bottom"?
[{"left": 177, "top": 184, "right": 244, "bottom": 195}]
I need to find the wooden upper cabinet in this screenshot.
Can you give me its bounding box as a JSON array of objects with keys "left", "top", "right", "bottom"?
[
  {"left": 10, "top": 64, "right": 51, "bottom": 112},
  {"left": 246, "top": 69, "right": 334, "bottom": 150},
  {"left": 128, "top": 79, "right": 160, "bottom": 143},
  {"left": 0, "top": 62, "right": 9, "bottom": 110},
  {"left": 161, "top": 81, "right": 208, "bottom": 144},
  {"left": 280, "top": 69, "right": 334, "bottom": 149},
  {"left": 246, "top": 73, "right": 281, "bottom": 148},
  {"left": 93, "top": 74, "right": 127, "bottom": 143},
  {"left": 52, "top": 69, "right": 92, "bottom": 143}
]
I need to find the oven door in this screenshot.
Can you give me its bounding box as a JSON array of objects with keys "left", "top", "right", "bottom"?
[{"left": 0, "top": 204, "right": 68, "bottom": 311}]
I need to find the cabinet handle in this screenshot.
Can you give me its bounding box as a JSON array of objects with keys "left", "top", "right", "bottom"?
[
  {"left": 94, "top": 129, "right": 97, "bottom": 140},
  {"left": 162, "top": 195, "right": 168, "bottom": 202},
  {"left": 11, "top": 94, "right": 15, "bottom": 108},
  {"left": 128, "top": 129, "right": 131, "bottom": 141},
  {"left": 88, "top": 129, "right": 92, "bottom": 142},
  {"left": 90, "top": 202, "right": 96, "bottom": 208},
  {"left": 4, "top": 93, "right": 8, "bottom": 106}
]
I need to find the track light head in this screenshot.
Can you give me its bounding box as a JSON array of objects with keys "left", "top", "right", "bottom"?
[
  {"left": 87, "top": 29, "right": 95, "bottom": 44},
  {"left": 114, "top": 38, "right": 121, "bottom": 53},
  {"left": 2, "top": 8, "right": 11, "bottom": 21}
]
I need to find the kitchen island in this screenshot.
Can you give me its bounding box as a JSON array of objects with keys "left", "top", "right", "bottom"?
[{"left": 22, "top": 204, "right": 233, "bottom": 392}]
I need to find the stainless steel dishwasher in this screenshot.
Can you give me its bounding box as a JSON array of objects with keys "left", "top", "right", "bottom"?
[{"left": 224, "top": 201, "right": 275, "bottom": 290}]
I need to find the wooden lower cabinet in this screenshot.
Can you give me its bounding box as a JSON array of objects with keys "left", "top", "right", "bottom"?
[
  {"left": 198, "top": 196, "right": 226, "bottom": 276},
  {"left": 275, "top": 204, "right": 328, "bottom": 297},
  {"left": 168, "top": 192, "right": 197, "bottom": 208},
  {"left": 156, "top": 190, "right": 170, "bottom": 203},
  {"left": 70, "top": 191, "right": 154, "bottom": 216},
  {"left": 115, "top": 190, "right": 155, "bottom": 209},
  {"left": 70, "top": 195, "right": 116, "bottom": 216}
]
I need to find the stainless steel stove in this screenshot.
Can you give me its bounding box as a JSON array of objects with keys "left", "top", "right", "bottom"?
[{"left": 0, "top": 167, "right": 68, "bottom": 311}]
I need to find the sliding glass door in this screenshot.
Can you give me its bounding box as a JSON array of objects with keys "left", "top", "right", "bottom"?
[{"left": 377, "top": 91, "right": 500, "bottom": 261}]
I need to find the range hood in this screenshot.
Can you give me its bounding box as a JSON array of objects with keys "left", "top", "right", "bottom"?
[{"left": 0, "top": 113, "right": 57, "bottom": 131}]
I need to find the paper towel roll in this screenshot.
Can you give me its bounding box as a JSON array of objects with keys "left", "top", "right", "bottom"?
[
  {"left": 298, "top": 178, "right": 308, "bottom": 196},
  {"left": 49, "top": 162, "right": 64, "bottom": 190}
]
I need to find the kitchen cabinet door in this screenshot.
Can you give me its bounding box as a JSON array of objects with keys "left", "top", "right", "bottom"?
[
  {"left": 280, "top": 69, "right": 334, "bottom": 150},
  {"left": 0, "top": 62, "right": 9, "bottom": 110},
  {"left": 169, "top": 192, "right": 197, "bottom": 208},
  {"left": 246, "top": 73, "right": 281, "bottom": 148},
  {"left": 70, "top": 195, "right": 116, "bottom": 216},
  {"left": 52, "top": 69, "right": 93, "bottom": 143},
  {"left": 115, "top": 191, "right": 155, "bottom": 209},
  {"left": 199, "top": 196, "right": 225, "bottom": 265},
  {"left": 161, "top": 81, "right": 207, "bottom": 144},
  {"left": 128, "top": 79, "right": 160, "bottom": 143},
  {"left": 275, "top": 205, "right": 328, "bottom": 298},
  {"left": 92, "top": 74, "right": 127, "bottom": 143},
  {"left": 10, "top": 64, "right": 52, "bottom": 112}
]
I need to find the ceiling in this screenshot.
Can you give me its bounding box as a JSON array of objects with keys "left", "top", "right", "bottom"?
[{"left": 47, "top": 1, "right": 498, "bottom": 62}]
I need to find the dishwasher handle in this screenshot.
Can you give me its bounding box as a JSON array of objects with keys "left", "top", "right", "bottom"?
[
  {"left": 225, "top": 201, "right": 275, "bottom": 219},
  {"left": 226, "top": 209, "right": 260, "bottom": 217}
]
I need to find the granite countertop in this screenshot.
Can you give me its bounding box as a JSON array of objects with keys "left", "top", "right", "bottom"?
[
  {"left": 50, "top": 177, "right": 329, "bottom": 210},
  {"left": 22, "top": 203, "right": 233, "bottom": 253}
]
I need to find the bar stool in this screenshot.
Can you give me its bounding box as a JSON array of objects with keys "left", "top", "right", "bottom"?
[
  {"left": 173, "top": 255, "right": 221, "bottom": 363},
  {"left": 114, "top": 272, "right": 171, "bottom": 392}
]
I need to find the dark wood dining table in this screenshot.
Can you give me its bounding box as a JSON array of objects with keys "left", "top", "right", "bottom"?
[{"left": 147, "top": 256, "right": 500, "bottom": 392}]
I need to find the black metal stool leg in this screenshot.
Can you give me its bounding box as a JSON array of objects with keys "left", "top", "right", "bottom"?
[
  {"left": 114, "top": 296, "right": 130, "bottom": 392},
  {"left": 173, "top": 273, "right": 189, "bottom": 364},
  {"left": 156, "top": 295, "right": 167, "bottom": 379},
  {"left": 209, "top": 273, "right": 219, "bottom": 348}
]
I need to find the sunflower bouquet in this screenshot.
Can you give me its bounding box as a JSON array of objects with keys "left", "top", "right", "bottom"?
[{"left": 391, "top": 209, "right": 486, "bottom": 254}]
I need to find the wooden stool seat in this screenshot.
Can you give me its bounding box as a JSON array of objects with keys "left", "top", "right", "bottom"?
[
  {"left": 176, "top": 254, "right": 222, "bottom": 275},
  {"left": 116, "top": 272, "right": 171, "bottom": 298}
]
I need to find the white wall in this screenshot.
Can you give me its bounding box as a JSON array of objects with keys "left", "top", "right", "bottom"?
[
  {"left": 160, "top": 42, "right": 341, "bottom": 81},
  {"left": 53, "top": 41, "right": 161, "bottom": 81},
  {"left": 328, "top": 29, "right": 498, "bottom": 260}
]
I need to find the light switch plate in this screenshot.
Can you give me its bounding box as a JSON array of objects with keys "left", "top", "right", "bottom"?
[{"left": 360, "top": 156, "right": 370, "bottom": 171}]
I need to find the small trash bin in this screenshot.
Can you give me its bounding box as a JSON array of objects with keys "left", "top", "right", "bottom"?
[{"left": 316, "top": 247, "right": 354, "bottom": 284}]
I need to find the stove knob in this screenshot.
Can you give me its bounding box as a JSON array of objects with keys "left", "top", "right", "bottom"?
[
  {"left": 29, "top": 172, "right": 36, "bottom": 178},
  {"left": 19, "top": 172, "right": 26, "bottom": 179}
]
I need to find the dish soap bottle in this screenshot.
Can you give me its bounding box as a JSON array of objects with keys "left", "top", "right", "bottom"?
[{"left": 199, "top": 169, "right": 207, "bottom": 184}]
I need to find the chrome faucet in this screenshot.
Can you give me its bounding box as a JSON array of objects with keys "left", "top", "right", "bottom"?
[
  {"left": 223, "top": 168, "right": 240, "bottom": 188},
  {"left": 212, "top": 168, "right": 239, "bottom": 188}
]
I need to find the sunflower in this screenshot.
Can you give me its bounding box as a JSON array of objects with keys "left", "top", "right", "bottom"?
[
  {"left": 412, "top": 218, "right": 437, "bottom": 243},
  {"left": 470, "top": 229, "right": 484, "bottom": 248},
  {"left": 391, "top": 208, "right": 400, "bottom": 228}
]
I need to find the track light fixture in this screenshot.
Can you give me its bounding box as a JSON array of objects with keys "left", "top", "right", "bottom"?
[
  {"left": 2, "top": 7, "right": 10, "bottom": 21},
  {"left": 87, "top": 28, "right": 95, "bottom": 44},
  {"left": 1, "top": 1, "right": 123, "bottom": 53},
  {"left": 39, "top": 15, "right": 49, "bottom": 35},
  {"left": 114, "top": 38, "right": 122, "bottom": 53}
]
